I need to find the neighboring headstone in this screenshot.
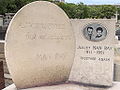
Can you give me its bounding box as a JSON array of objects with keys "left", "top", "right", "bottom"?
[
  {"left": 4, "top": 13, "right": 15, "bottom": 27},
  {"left": 5, "top": 1, "right": 75, "bottom": 89},
  {"left": 0, "top": 61, "right": 5, "bottom": 90},
  {"left": 69, "top": 19, "right": 115, "bottom": 86},
  {"left": 0, "top": 15, "right": 4, "bottom": 40},
  {"left": 0, "top": 15, "right": 3, "bottom": 27}
]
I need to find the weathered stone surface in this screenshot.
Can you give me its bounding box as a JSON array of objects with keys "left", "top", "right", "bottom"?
[
  {"left": 3, "top": 82, "right": 120, "bottom": 90},
  {"left": 69, "top": 19, "right": 115, "bottom": 86},
  {"left": 5, "top": 1, "right": 75, "bottom": 89}
]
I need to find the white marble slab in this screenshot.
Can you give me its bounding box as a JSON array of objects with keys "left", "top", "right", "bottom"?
[
  {"left": 69, "top": 19, "right": 115, "bottom": 86},
  {"left": 5, "top": 1, "right": 75, "bottom": 89}
]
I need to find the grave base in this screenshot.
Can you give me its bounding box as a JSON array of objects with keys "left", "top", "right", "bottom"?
[{"left": 2, "top": 82, "right": 120, "bottom": 90}]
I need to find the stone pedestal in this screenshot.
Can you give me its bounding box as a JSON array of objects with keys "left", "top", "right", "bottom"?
[{"left": 3, "top": 82, "right": 120, "bottom": 90}]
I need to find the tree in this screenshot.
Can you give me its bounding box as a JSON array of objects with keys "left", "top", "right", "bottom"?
[
  {"left": 6, "top": 0, "right": 17, "bottom": 13},
  {"left": 88, "top": 6, "right": 101, "bottom": 18},
  {"left": 0, "top": 0, "right": 7, "bottom": 14},
  {"left": 99, "top": 5, "right": 116, "bottom": 19},
  {"left": 56, "top": 2, "right": 77, "bottom": 18},
  {"left": 117, "top": 7, "right": 120, "bottom": 20},
  {"left": 75, "top": 3, "right": 89, "bottom": 19},
  {"left": 0, "top": 0, "right": 118, "bottom": 19},
  {"left": 0, "top": 0, "right": 45, "bottom": 14},
  {"left": 56, "top": 2, "right": 89, "bottom": 19},
  {"left": 88, "top": 5, "right": 116, "bottom": 19}
]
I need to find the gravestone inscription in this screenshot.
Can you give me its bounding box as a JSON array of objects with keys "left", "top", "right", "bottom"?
[
  {"left": 5, "top": 1, "right": 75, "bottom": 89},
  {"left": 69, "top": 19, "right": 115, "bottom": 86}
]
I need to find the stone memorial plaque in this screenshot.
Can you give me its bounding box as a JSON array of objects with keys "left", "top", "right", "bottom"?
[
  {"left": 5, "top": 1, "right": 75, "bottom": 89},
  {"left": 69, "top": 19, "right": 115, "bottom": 86}
]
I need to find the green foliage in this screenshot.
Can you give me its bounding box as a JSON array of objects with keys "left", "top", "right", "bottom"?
[
  {"left": 87, "top": 5, "right": 117, "bottom": 19},
  {"left": 0, "top": 0, "right": 118, "bottom": 19},
  {"left": 56, "top": 2, "right": 77, "bottom": 18},
  {"left": 0, "top": 0, "right": 49, "bottom": 14},
  {"left": 88, "top": 6, "right": 101, "bottom": 18},
  {"left": 76, "top": 3, "right": 89, "bottom": 19},
  {"left": 0, "top": 0, "right": 31, "bottom": 14},
  {"left": 0, "top": 0, "right": 7, "bottom": 14},
  {"left": 100, "top": 5, "right": 116, "bottom": 19},
  {"left": 117, "top": 8, "right": 120, "bottom": 20},
  {"left": 56, "top": 2, "right": 89, "bottom": 19},
  {"left": 57, "top": 3, "right": 117, "bottom": 19}
]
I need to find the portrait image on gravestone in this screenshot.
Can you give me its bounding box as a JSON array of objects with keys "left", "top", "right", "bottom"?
[{"left": 83, "top": 23, "right": 107, "bottom": 42}]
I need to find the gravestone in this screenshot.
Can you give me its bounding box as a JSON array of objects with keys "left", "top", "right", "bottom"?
[
  {"left": 69, "top": 19, "right": 115, "bottom": 86},
  {"left": 0, "top": 61, "right": 5, "bottom": 89},
  {"left": 0, "top": 15, "right": 3, "bottom": 27},
  {"left": 5, "top": 1, "right": 75, "bottom": 89}
]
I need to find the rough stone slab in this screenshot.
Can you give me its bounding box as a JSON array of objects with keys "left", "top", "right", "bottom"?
[
  {"left": 69, "top": 19, "right": 115, "bottom": 86},
  {"left": 5, "top": 1, "right": 75, "bottom": 89},
  {"left": 2, "top": 82, "right": 120, "bottom": 90}
]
